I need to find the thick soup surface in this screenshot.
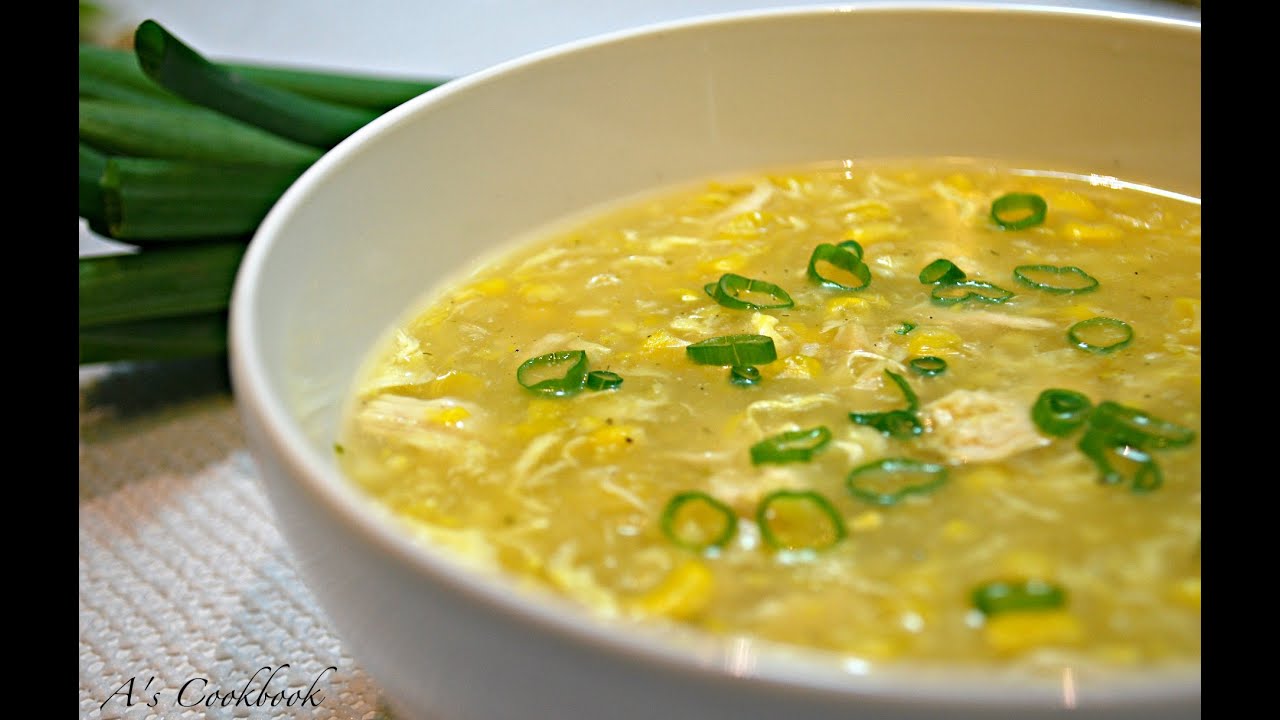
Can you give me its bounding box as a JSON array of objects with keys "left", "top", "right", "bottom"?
[{"left": 337, "top": 160, "right": 1201, "bottom": 674}]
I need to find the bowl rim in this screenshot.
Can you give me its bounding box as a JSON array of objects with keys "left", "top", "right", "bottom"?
[{"left": 230, "top": 1, "right": 1201, "bottom": 709}]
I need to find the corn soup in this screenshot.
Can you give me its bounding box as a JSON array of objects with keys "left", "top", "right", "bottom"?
[{"left": 336, "top": 160, "right": 1201, "bottom": 674}]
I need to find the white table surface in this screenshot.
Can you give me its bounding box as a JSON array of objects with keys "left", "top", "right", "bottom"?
[{"left": 78, "top": 3, "right": 1201, "bottom": 719}]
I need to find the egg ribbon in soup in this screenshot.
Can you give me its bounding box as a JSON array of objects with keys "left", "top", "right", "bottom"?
[{"left": 337, "top": 160, "right": 1201, "bottom": 674}]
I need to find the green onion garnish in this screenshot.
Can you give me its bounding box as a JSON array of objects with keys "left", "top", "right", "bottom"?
[
  {"left": 971, "top": 579, "right": 1067, "bottom": 616},
  {"left": 703, "top": 273, "right": 795, "bottom": 310},
  {"left": 918, "top": 258, "right": 967, "bottom": 285},
  {"left": 729, "top": 365, "right": 761, "bottom": 386},
  {"left": 990, "top": 192, "right": 1048, "bottom": 230},
  {"left": 755, "top": 490, "right": 846, "bottom": 551},
  {"left": 1132, "top": 462, "right": 1164, "bottom": 494},
  {"left": 1013, "top": 264, "right": 1099, "bottom": 294},
  {"left": 516, "top": 350, "right": 589, "bottom": 397},
  {"left": 931, "top": 280, "right": 1015, "bottom": 305},
  {"left": 845, "top": 458, "right": 948, "bottom": 506},
  {"left": 585, "top": 370, "right": 623, "bottom": 391},
  {"left": 895, "top": 321, "right": 917, "bottom": 335},
  {"left": 1087, "top": 401, "right": 1196, "bottom": 450},
  {"left": 1030, "top": 389, "right": 1093, "bottom": 437},
  {"left": 686, "top": 334, "right": 777, "bottom": 366},
  {"left": 749, "top": 426, "right": 833, "bottom": 465},
  {"left": 661, "top": 491, "right": 738, "bottom": 554},
  {"left": 908, "top": 356, "right": 947, "bottom": 377},
  {"left": 849, "top": 370, "right": 923, "bottom": 439},
  {"left": 1068, "top": 317, "right": 1133, "bottom": 353},
  {"left": 807, "top": 242, "right": 872, "bottom": 291},
  {"left": 837, "top": 239, "right": 865, "bottom": 261}
]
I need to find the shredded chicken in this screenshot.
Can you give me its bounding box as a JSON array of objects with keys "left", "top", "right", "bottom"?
[{"left": 920, "top": 389, "right": 1049, "bottom": 463}]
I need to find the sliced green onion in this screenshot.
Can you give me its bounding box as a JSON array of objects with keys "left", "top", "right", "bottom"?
[
  {"left": 1031, "top": 389, "right": 1093, "bottom": 437},
  {"left": 661, "top": 491, "right": 738, "bottom": 553},
  {"left": 837, "top": 239, "right": 865, "bottom": 261},
  {"left": 134, "top": 20, "right": 379, "bottom": 149},
  {"left": 908, "top": 356, "right": 947, "bottom": 377},
  {"left": 931, "top": 280, "right": 1015, "bottom": 305},
  {"left": 807, "top": 242, "right": 872, "bottom": 291},
  {"left": 686, "top": 334, "right": 777, "bottom": 366},
  {"left": 729, "top": 365, "right": 761, "bottom": 386},
  {"left": 1068, "top": 317, "right": 1134, "bottom": 353},
  {"left": 585, "top": 370, "right": 623, "bottom": 391},
  {"left": 1132, "top": 462, "right": 1164, "bottom": 494},
  {"left": 755, "top": 490, "right": 846, "bottom": 551},
  {"left": 990, "top": 192, "right": 1048, "bottom": 230},
  {"left": 516, "top": 350, "right": 589, "bottom": 397},
  {"left": 1013, "top": 264, "right": 1099, "bottom": 294},
  {"left": 703, "top": 273, "right": 795, "bottom": 310},
  {"left": 849, "top": 371, "right": 923, "bottom": 439},
  {"left": 918, "top": 258, "right": 967, "bottom": 284},
  {"left": 895, "top": 321, "right": 917, "bottom": 335},
  {"left": 1087, "top": 401, "right": 1195, "bottom": 450},
  {"left": 749, "top": 426, "right": 833, "bottom": 465},
  {"left": 971, "top": 579, "right": 1067, "bottom": 616},
  {"left": 845, "top": 458, "right": 948, "bottom": 506}
]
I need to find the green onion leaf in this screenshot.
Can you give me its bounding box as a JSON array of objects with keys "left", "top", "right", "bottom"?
[
  {"left": 849, "top": 370, "right": 923, "bottom": 439},
  {"left": 585, "top": 370, "right": 623, "bottom": 391},
  {"left": 807, "top": 242, "right": 872, "bottom": 291},
  {"left": 516, "top": 350, "right": 589, "bottom": 397},
  {"left": 661, "top": 491, "right": 738, "bottom": 553},
  {"left": 686, "top": 334, "right": 777, "bottom": 366},
  {"left": 704, "top": 273, "right": 795, "bottom": 310},
  {"left": 908, "top": 356, "right": 947, "bottom": 377},
  {"left": 1013, "top": 264, "right": 1099, "bottom": 294},
  {"left": 749, "top": 426, "right": 833, "bottom": 465},
  {"left": 918, "top": 258, "right": 967, "bottom": 284},
  {"left": 895, "top": 321, "right": 917, "bottom": 335},
  {"left": 79, "top": 311, "right": 227, "bottom": 364},
  {"left": 79, "top": 242, "right": 246, "bottom": 328},
  {"left": 837, "top": 239, "right": 865, "bottom": 261},
  {"left": 1068, "top": 317, "right": 1134, "bottom": 353},
  {"left": 845, "top": 458, "right": 948, "bottom": 506},
  {"left": 756, "top": 490, "right": 846, "bottom": 552},
  {"left": 971, "top": 579, "right": 1067, "bottom": 616},
  {"left": 931, "top": 280, "right": 1015, "bottom": 305},
  {"left": 1030, "top": 389, "right": 1093, "bottom": 437},
  {"left": 133, "top": 20, "right": 379, "bottom": 149},
  {"left": 1087, "top": 401, "right": 1195, "bottom": 450},
  {"left": 990, "top": 192, "right": 1048, "bottom": 230}
]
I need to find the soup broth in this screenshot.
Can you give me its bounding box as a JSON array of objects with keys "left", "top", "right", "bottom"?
[{"left": 337, "top": 160, "right": 1201, "bottom": 673}]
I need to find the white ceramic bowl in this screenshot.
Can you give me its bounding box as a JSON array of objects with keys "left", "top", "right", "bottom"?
[{"left": 229, "top": 4, "right": 1201, "bottom": 719}]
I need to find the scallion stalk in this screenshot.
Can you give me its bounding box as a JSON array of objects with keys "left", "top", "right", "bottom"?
[{"left": 79, "top": 242, "right": 246, "bottom": 328}]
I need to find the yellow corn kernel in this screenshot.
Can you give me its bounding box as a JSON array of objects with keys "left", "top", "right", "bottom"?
[
  {"left": 850, "top": 510, "right": 883, "bottom": 532},
  {"left": 718, "top": 211, "right": 773, "bottom": 238},
  {"left": 1058, "top": 304, "right": 1103, "bottom": 323},
  {"left": 516, "top": 398, "right": 567, "bottom": 437},
  {"left": 1169, "top": 577, "right": 1201, "bottom": 610},
  {"left": 640, "top": 329, "right": 684, "bottom": 355},
  {"left": 907, "top": 326, "right": 964, "bottom": 359},
  {"left": 960, "top": 466, "right": 1010, "bottom": 493},
  {"left": 999, "top": 551, "right": 1054, "bottom": 579},
  {"left": 634, "top": 560, "right": 715, "bottom": 620},
  {"left": 848, "top": 636, "right": 906, "bottom": 661},
  {"left": 519, "top": 282, "right": 566, "bottom": 303},
  {"left": 845, "top": 199, "right": 896, "bottom": 222},
  {"left": 468, "top": 277, "right": 508, "bottom": 297},
  {"left": 769, "top": 354, "right": 823, "bottom": 380},
  {"left": 587, "top": 424, "right": 637, "bottom": 455},
  {"left": 1061, "top": 222, "right": 1123, "bottom": 244},
  {"left": 696, "top": 253, "right": 748, "bottom": 275},
  {"left": 1049, "top": 191, "right": 1102, "bottom": 220},
  {"left": 1172, "top": 297, "right": 1201, "bottom": 329},
  {"left": 983, "top": 610, "right": 1082, "bottom": 654},
  {"left": 825, "top": 296, "right": 871, "bottom": 314},
  {"left": 429, "top": 370, "right": 485, "bottom": 398},
  {"left": 942, "top": 173, "right": 975, "bottom": 193},
  {"left": 425, "top": 405, "right": 470, "bottom": 427},
  {"left": 941, "top": 519, "right": 977, "bottom": 543},
  {"left": 846, "top": 221, "right": 906, "bottom": 245}
]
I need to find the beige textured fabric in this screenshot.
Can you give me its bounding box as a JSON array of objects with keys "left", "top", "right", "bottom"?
[{"left": 79, "top": 359, "right": 395, "bottom": 720}]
